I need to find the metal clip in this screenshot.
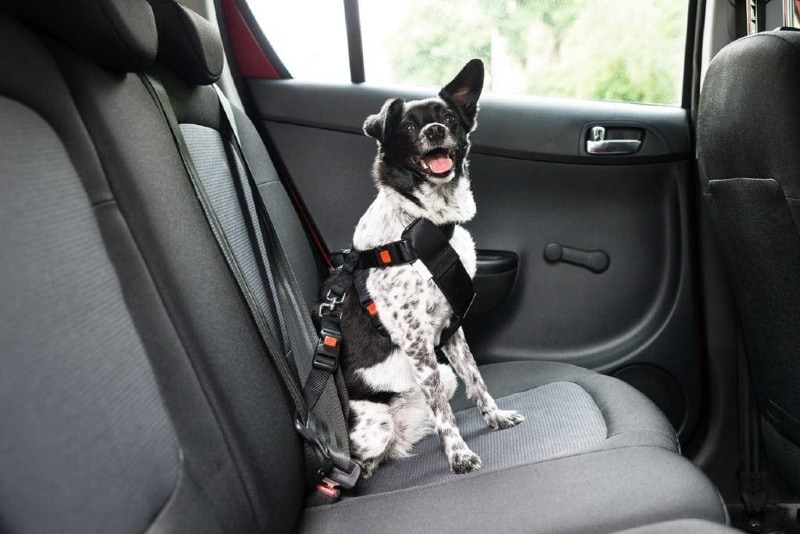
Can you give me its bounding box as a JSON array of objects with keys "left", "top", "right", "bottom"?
[{"left": 318, "top": 290, "right": 345, "bottom": 317}]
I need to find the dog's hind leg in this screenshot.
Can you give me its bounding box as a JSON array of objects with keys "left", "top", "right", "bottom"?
[
  {"left": 442, "top": 328, "right": 525, "bottom": 430},
  {"left": 385, "top": 389, "right": 435, "bottom": 460},
  {"left": 348, "top": 400, "right": 396, "bottom": 479}
]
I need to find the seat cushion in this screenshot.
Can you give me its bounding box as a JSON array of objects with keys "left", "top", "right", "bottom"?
[
  {"left": 615, "top": 519, "right": 739, "bottom": 534},
  {"left": 353, "top": 360, "right": 677, "bottom": 496},
  {"left": 298, "top": 360, "right": 721, "bottom": 533},
  {"left": 455, "top": 361, "right": 679, "bottom": 450},
  {"left": 358, "top": 381, "right": 606, "bottom": 495},
  {"left": 300, "top": 446, "right": 726, "bottom": 534}
]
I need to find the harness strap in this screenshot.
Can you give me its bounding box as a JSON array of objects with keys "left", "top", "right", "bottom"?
[
  {"left": 402, "top": 219, "right": 475, "bottom": 328},
  {"left": 325, "top": 219, "right": 474, "bottom": 356},
  {"left": 353, "top": 270, "right": 389, "bottom": 336}
]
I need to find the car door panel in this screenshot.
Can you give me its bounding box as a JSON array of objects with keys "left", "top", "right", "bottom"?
[{"left": 249, "top": 79, "right": 700, "bottom": 438}]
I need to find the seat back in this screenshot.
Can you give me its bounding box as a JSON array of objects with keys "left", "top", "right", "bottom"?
[
  {"left": 2, "top": 0, "right": 310, "bottom": 531},
  {"left": 697, "top": 29, "right": 800, "bottom": 490},
  {"left": 0, "top": 9, "right": 193, "bottom": 533}
]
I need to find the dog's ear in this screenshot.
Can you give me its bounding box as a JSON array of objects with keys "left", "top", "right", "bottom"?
[
  {"left": 439, "top": 59, "right": 484, "bottom": 130},
  {"left": 363, "top": 98, "right": 404, "bottom": 143}
]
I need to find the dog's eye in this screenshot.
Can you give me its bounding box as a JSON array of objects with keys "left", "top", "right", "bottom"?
[
  {"left": 443, "top": 114, "right": 456, "bottom": 125},
  {"left": 402, "top": 122, "right": 417, "bottom": 133}
]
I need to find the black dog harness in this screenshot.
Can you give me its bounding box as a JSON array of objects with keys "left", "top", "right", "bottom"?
[{"left": 303, "top": 218, "right": 476, "bottom": 409}]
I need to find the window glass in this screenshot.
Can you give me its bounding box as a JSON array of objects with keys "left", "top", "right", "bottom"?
[
  {"left": 247, "top": 0, "right": 350, "bottom": 82},
  {"left": 248, "top": 0, "right": 689, "bottom": 105}
]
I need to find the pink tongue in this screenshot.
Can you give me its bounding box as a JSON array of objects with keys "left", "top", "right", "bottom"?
[{"left": 427, "top": 154, "right": 453, "bottom": 174}]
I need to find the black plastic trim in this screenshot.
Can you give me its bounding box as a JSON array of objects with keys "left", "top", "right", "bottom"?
[
  {"left": 343, "top": 0, "right": 365, "bottom": 84},
  {"left": 472, "top": 251, "right": 518, "bottom": 316},
  {"left": 477, "top": 250, "right": 517, "bottom": 275}
]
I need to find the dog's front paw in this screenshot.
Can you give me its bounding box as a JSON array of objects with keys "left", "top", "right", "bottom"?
[
  {"left": 449, "top": 449, "right": 482, "bottom": 474},
  {"left": 357, "top": 459, "right": 378, "bottom": 480},
  {"left": 485, "top": 409, "right": 525, "bottom": 430}
]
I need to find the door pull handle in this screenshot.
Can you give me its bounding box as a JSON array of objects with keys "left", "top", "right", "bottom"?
[
  {"left": 586, "top": 126, "right": 642, "bottom": 155},
  {"left": 544, "top": 243, "right": 610, "bottom": 274}
]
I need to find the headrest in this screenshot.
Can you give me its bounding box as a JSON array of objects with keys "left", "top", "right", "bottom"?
[
  {"left": 9, "top": 0, "right": 157, "bottom": 72},
  {"left": 698, "top": 29, "right": 800, "bottom": 198},
  {"left": 149, "top": 0, "right": 224, "bottom": 85}
]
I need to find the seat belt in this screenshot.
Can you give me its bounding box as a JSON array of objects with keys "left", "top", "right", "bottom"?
[
  {"left": 737, "top": 333, "right": 768, "bottom": 533},
  {"left": 139, "top": 74, "right": 357, "bottom": 496},
  {"left": 211, "top": 84, "right": 358, "bottom": 491}
]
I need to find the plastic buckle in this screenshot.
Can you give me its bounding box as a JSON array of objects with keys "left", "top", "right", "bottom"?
[
  {"left": 378, "top": 248, "right": 393, "bottom": 265},
  {"left": 379, "top": 241, "right": 415, "bottom": 266},
  {"left": 312, "top": 352, "right": 337, "bottom": 373},
  {"left": 394, "top": 240, "right": 417, "bottom": 263},
  {"left": 312, "top": 328, "right": 341, "bottom": 373},
  {"left": 327, "top": 460, "right": 361, "bottom": 490}
]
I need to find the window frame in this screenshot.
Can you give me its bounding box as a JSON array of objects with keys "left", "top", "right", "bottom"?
[{"left": 233, "top": 0, "right": 704, "bottom": 110}]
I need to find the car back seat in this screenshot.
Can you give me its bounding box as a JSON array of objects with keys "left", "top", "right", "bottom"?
[{"left": 1, "top": 0, "right": 729, "bottom": 532}]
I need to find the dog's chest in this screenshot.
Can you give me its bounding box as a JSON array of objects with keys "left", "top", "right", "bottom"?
[{"left": 352, "top": 196, "right": 476, "bottom": 345}]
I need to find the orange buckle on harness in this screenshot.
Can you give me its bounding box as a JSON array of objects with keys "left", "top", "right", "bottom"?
[
  {"left": 322, "top": 335, "right": 339, "bottom": 348},
  {"left": 379, "top": 249, "right": 392, "bottom": 265},
  {"left": 365, "top": 301, "right": 378, "bottom": 316}
]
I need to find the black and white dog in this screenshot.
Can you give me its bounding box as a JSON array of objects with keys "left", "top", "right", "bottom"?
[{"left": 335, "top": 59, "right": 523, "bottom": 479}]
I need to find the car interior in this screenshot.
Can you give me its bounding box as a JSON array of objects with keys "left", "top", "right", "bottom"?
[{"left": 2, "top": 0, "right": 800, "bottom": 532}]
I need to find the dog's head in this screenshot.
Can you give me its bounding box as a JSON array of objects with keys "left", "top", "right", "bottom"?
[{"left": 363, "top": 59, "right": 484, "bottom": 197}]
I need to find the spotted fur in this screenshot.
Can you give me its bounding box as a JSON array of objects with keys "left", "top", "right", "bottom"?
[{"left": 329, "top": 59, "right": 523, "bottom": 479}]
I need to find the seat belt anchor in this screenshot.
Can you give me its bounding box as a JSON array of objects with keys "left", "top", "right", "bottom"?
[
  {"left": 295, "top": 413, "right": 361, "bottom": 491},
  {"left": 315, "top": 477, "right": 341, "bottom": 499}
]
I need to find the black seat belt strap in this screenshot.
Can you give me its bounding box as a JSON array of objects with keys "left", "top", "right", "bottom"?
[
  {"left": 212, "top": 85, "right": 358, "bottom": 489},
  {"left": 737, "top": 336, "right": 768, "bottom": 532},
  {"left": 140, "top": 74, "right": 357, "bottom": 492},
  {"left": 140, "top": 74, "right": 307, "bottom": 415}
]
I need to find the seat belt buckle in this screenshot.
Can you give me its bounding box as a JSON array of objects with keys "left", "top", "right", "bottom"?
[
  {"left": 296, "top": 413, "right": 361, "bottom": 493},
  {"left": 327, "top": 460, "right": 361, "bottom": 490}
]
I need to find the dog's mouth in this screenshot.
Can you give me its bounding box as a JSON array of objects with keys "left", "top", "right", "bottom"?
[{"left": 411, "top": 148, "right": 456, "bottom": 178}]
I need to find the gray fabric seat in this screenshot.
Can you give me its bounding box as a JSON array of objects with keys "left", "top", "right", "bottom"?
[
  {"left": 359, "top": 362, "right": 677, "bottom": 496},
  {"left": 0, "top": 9, "right": 260, "bottom": 532},
  {"left": 615, "top": 519, "right": 743, "bottom": 534},
  {"left": 0, "top": 0, "right": 728, "bottom": 532},
  {"left": 697, "top": 29, "right": 800, "bottom": 495}
]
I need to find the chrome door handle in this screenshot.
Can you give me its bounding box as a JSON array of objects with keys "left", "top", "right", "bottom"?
[{"left": 586, "top": 126, "right": 642, "bottom": 155}]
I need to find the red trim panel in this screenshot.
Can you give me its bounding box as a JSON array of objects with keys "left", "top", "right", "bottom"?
[{"left": 221, "top": 0, "right": 280, "bottom": 79}]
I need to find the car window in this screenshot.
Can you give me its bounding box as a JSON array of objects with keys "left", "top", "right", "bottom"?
[{"left": 248, "top": 0, "right": 689, "bottom": 106}]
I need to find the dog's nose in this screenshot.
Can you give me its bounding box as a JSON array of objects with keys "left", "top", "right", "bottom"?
[{"left": 425, "top": 124, "right": 445, "bottom": 141}]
